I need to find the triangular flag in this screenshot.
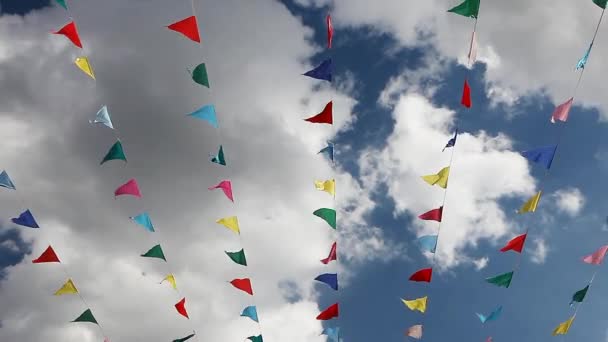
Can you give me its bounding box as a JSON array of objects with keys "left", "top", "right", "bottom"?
[
  {"left": 401, "top": 296, "right": 427, "bottom": 313},
  {"left": 175, "top": 298, "right": 189, "bottom": 319},
  {"left": 190, "top": 63, "right": 210, "bottom": 87},
  {"left": 593, "top": 0, "right": 608, "bottom": 9},
  {"left": 216, "top": 216, "right": 240, "bottom": 234},
  {"left": 476, "top": 306, "right": 502, "bottom": 323},
  {"left": 500, "top": 234, "right": 527, "bottom": 253},
  {"left": 421, "top": 166, "right": 450, "bottom": 188},
  {"left": 167, "top": 16, "right": 201, "bottom": 43},
  {"left": 518, "top": 191, "right": 542, "bottom": 214},
  {"left": 468, "top": 31, "right": 478, "bottom": 66},
  {"left": 90, "top": 106, "right": 113, "bottom": 129},
  {"left": 461, "top": 79, "right": 472, "bottom": 108},
  {"left": 230, "top": 278, "right": 253, "bottom": 295},
  {"left": 11, "top": 209, "right": 39, "bottom": 228},
  {"left": 173, "top": 333, "right": 196, "bottom": 342},
  {"left": 552, "top": 316, "right": 575, "bottom": 336},
  {"left": 570, "top": 285, "right": 589, "bottom": 305},
  {"left": 447, "top": 0, "right": 480, "bottom": 18},
  {"left": 321, "top": 242, "right": 337, "bottom": 264},
  {"left": 485, "top": 271, "right": 514, "bottom": 288},
  {"left": 314, "top": 179, "right": 335, "bottom": 196},
  {"left": 75, "top": 56, "right": 95, "bottom": 80},
  {"left": 54, "top": 279, "right": 78, "bottom": 295},
  {"left": 304, "top": 101, "right": 333, "bottom": 124},
  {"left": 316, "top": 303, "right": 339, "bottom": 320},
  {"left": 225, "top": 249, "right": 247, "bottom": 266},
  {"left": 130, "top": 213, "right": 155, "bottom": 232},
  {"left": 303, "top": 59, "right": 332, "bottom": 82},
  {"left": 327, "top": 14, "right": 334, "bottom": 48},
  {"left": 416, "top": 235, "right": 438, "bottom": 253},
  {"left": 405, "top": 324, "right": 423, "bottom": 339},
  {"left": 442, "top": 129, "right": 458, "bottom": 152},
  {"left": 210, "top": 145, "right": 226, "bottom": 165},
  {"left": 486, "top": 337, "right": 493, "bottom": 342},
  {"left": 550, "top": 98, "right": 574, "bottom": 123},
  {"left": 247, "top": 336, "right": 264, "bottom": 342},
  {"left": 582, "top": 245, "right": 608, "bottom": 265},
  {"left": 55, "top": 0, "right": 68, "bottom": 10},
  {"left": 188, "top": 105, "right": 218, "bottom": 128},
  {"left": 53, "top": 21, "right": 83, "bottom": 48},
  {"left": 114, "top": 178, "right": 142, "bottom": 198},
  {"left": 409, "top": 268, "right": 432, "bottom": 282},
  {"left": 576, "top": 44, "right": 592, "bottom": 70},
  {"left": 418, "top": 206, "right": 442, "bottom": 222},
  {"left": 521, "top": 145, "right": 558, "bottom": 169},
  {"left": 32, "top": 246, "right": 60, "bottom": 263},
  {"left": 321, "top": 327, "right": 340, "bottom": 342},
  {"left": 101, "top": 140, "right": 127, "bottom": 164},
  {"left": 318, "top": 141, "right": 335, "bottom": 161},
  {"left": 0, "top": 170, "right": 16, "bottom": 190},
  {"left": 314, "top": 273, "right": 338, "bottom": 290},
  {"left": 141, "top": 244, "right": 166, "bottom": 261},
  {"left": 240, "top": 306, "right": 259, "bottom": 322},
  {"left": 161, "top": 274, "right": 177, "bottom": 290},
  {"left": 313, "top": 208, "right": 336, "bottom": 229},
  {"left": 71, "top": 309, "right": 98, "bottom": 324},
  {"left": 209, "top": 180, "right": 234, "bottom": 202}
]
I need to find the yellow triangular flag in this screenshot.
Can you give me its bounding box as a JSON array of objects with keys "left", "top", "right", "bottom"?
[
  {"left": 54, "top": 278, "right": 78, "bottom": 296},
  {"left": 161, "top": 274, "right": 177, "bottom": 290},
  {"left": 421, "top": 166, "right": 450, "bottom": 189},
  {"left": 552, "top": 316, "right": 575, "bottom": 336},
  {"left": 314, "top": 179, "right": 335, "bottom": 196},
  {"left": 75, "top": 56, "right": 95, "bottom": 80},
  {"left": 518, "top": 191, "right": 542, "bottom": 214},
  {"left": 216, "top": 216, "right": 240, "bottom": 234},
  {"left": 401, "top": 296, "right": 427, "bottom": 313}
]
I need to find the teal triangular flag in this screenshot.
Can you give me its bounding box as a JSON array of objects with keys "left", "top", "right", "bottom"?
[
  {"left": 55, "top": 0, "right": 68, "bottom": 10},
  {"left": 210, "top": 145, "right": 226, "bottom": 166},
  {"left": 130, "top": 212, "right": 154, "bottom": 232},
  {"left": 188, "top": 105, "right": 218, "bottom": 128},
  {"left": 100, "top": 140, "right": 127, "bottom": 164},
  {"left": 190, "top": 63, "right": 210, "bottom": 88},
  {"left": 240, "top": 305, "right": 259, "bottom": 322},
  {"left": 0, "top": 170, "right": 16, "bottom": 190}
]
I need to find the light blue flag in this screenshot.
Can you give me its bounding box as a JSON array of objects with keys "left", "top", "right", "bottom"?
[
  {"left": 240, "top": 306, "right": 259, "bottom": 323},
  {"left": 321, "top": 327, "right": 340, "bottom": 342},
  {"left": 90, "top": 106, "right": 114, "bottom": 129},
  {"left": 576, "top": 44, "right": 592, "bottom": 70},
  {"left": 416, "top": 235, "right": 438, "bottom": 253},
  {"left": 520, "top": 145, "right": 557, "bottom": 170},
  {"left": 476, "top": 305, "right": 502, "bottom": 323},
  {"left": 187, "top": 105, "right": 219, "bottom": 129},
  {"left": 130, "top": 212, "right": 154, "bottom": 232},
  {"left": 318, "top": 141, "right": 334, "bottom": 162},
  {"left": 0, "top": 170, "right": 16, "bottom": 190}
]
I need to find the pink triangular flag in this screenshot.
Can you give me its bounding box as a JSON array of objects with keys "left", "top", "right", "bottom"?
[
  {"left": 468, "top": 31, "right": 478, "bottom": 66},
  {"left": 208, "top": 180, "right": 234, "bottom": 202},
  {"left": 550, "top": 97, "right": 573, "bottom": 123},
  {"left": 582, "top": 245, "right": 608, "bottom": 265},
  {"left": 114, "top": 178, "right": 142, "bottom": 198},
  {"left": 406, "top": 324, "right": 423, "bottom": 339}
]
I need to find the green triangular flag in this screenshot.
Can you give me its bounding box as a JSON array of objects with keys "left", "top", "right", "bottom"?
[
  {"left": 570, "top": 285, "right": 589, "bottom": 305},
  {"left": 447, "top": 0, "right": 480, "bottom": 18},
  {"left": 225, "top": 249, "right": 247, "bottom": 266},
  {"left": 191, "top": 63, "right": 210, "bottom": 88},
  {"left": 593, "top": 0, "right": 608, "bottom": 9},
  {"left": 211, "top": 145, "right": 226, "bottom": 166},
  {"left": 100, "top": 140, "right": 127, "bottom": 165},
  {"left": 173, "top": 333, "right": 196, "bottom": 342},
  {"left": 485, "top": 271, "right": 513, "bottom": 288},
  {"left": 141, "top": 244, "right": 166, "bottom": 261},
  {"left": 313, "top": 208, "right": 336, "bottom": 229},
  {"left": 71, "top": 309, "right": 98, "bottom": 324},
  {"left": 55, "top": 0, "right": 68, "bottom": 10},
  {"left": 247, "top": 335, "right": 264, "bottom": 342}
]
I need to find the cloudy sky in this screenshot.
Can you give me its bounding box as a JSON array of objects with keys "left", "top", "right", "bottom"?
[{"left": 1, "top": 0, "right": 608, "bottom": 341}]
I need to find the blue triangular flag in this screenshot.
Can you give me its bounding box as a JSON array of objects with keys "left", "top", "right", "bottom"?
[
  {"left": 576, "top": 43, "right": 592, "bottom": 70},
  {"left": 321, "top": 327, "right": 340, "bottom": 342},
  {"left": 476, "top": 305, "right": 502, "bottom": 323},
  {"left": 314, "top": 273, "right": 338, "bottom": 290},
  {"left": 318, "top": 141, "right": 334, "bottom": 161},
  {"left": 303, "top": 58, "right": 332, "bottom": 82},
  {"left": 0, "top": 170, "right": 16, "bottom": 190},
  {"left": 187, "top": 105, "right": 219, "bottom": 129},
  {"left": 11, "top": 209, "right": 39, "bottom": 228},
  {"left": 240, "top": 305, "right": 259, "bottom": 322},
  {"left": 521, "top": 145, "right": 558, "bottom": 169},
  {"left": 442, "top": 129, "right": 458, "bottom": 152},
  {"left": 90, "top": 106, "right": 114, "bottom": 129},
  {"left": 416, "top": 235, "right": 438, "bottom": 253},
  {"left": 130, "top": 212, "right": 154, "bottom": 232}
]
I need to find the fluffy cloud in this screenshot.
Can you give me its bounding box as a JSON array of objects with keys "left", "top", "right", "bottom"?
[
  {"left": 529, "top": 238, "right": 549, "bottom": 264},
  {"left": 553, "top": 187, "right": 586, "bottom": 217}
]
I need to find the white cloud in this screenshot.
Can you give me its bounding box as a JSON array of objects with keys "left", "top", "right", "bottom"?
[
  {"left": 472, "top": 256, "right": 489, "bottom": 270},
  {"left": 553, "top": 188, "right": 586, "bottom": 217},
  {"left": 529, "top": 238, "right": 549, "bottom": 264}
]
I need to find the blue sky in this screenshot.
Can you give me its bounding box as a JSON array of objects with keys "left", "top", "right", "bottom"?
[{"left": 2, "top": 0, "right": 608, "bottom": 341}]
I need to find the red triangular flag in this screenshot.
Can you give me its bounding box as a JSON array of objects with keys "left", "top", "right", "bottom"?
[
  {"left": 175, "top": 298, "right": 189, "bottom": 318},
  {"left": 167, "top": 16, "right": 201, "bottom": 43},
  {"left": 500, "top": 233, "right": 527, "bottom": 253},
  {"left": 316, "top": 303, "right": 339, "bottom": 320},
  {"left": 53, "top": 21, "right": 83, "bottom": 48},
  {"left": 32, "top": 245, "right": 61, "bottom": 263},
  {"left": 230, "top": 278, "right": 253, "bottom": 295},
  {"left": 461, "top": 79, "right": 471, "bottom": 108},
  {"left": 321, "top": 242, "right": 337, "bottom": 264},
  {"left": 409, "top": 268, "right": 432, "bottom": 282},
  {"left": 327, "top": 14, "right": 334, "bottom": 49},
  {"left": 418, "top": 206, "right": 443, "bottom": 222},
  {"left": 304, "top": 101, "right": 333, "bottom": 124}
]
